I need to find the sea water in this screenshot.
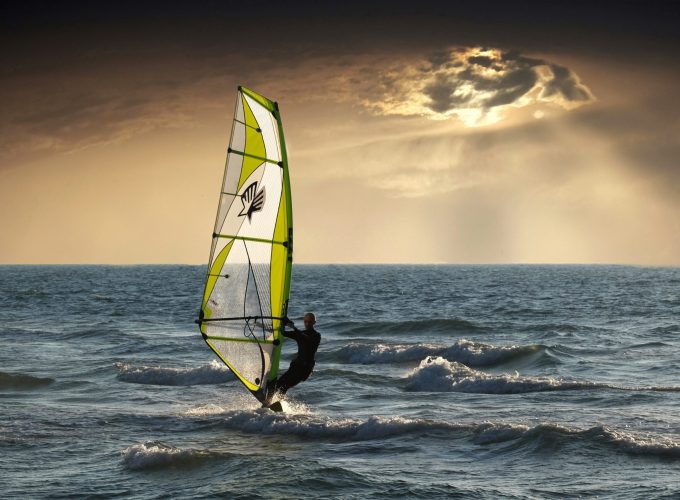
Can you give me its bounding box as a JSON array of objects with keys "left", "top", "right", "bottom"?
[{"left": 1, "top": 265, "right": 679, "bottom": 498}]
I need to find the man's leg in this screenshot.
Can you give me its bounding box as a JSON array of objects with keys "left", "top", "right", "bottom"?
[{"left": 274, "top": 367, "right": 302, "bottom": 395}]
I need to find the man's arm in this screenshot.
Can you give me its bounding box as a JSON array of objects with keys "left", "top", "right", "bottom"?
[{"left": 282, "top": 318, "right": 301, "bottom": 340}]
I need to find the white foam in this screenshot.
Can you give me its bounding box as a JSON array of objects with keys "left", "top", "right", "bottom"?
[
  {"left": 181, "top": 408, "right": 680, "bottom": 458},
  {"left": 215, "top": 410, "right": 468, "bottom": 440},
  {"left": 121, "top": 441, "right": 217, "bottom": 470},
  {"left": 587, "top": 426, "right": 680, "bottom": 458},
  {"left": 116, "top": 360, "right": 233, "bottom": 386},
  {"left": 336, "top": 339, "right": 537, "bottom": 366},
  {"left": 405, "top": 356, "right": 601, "bottom": 394},
  {"left": 472, "top": 422, "right": 532, "bottom": 444},
  {"left": 184, "top": 404, "right": 229, "bottom": 416}
]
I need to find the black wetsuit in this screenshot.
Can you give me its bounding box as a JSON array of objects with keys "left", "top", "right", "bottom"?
[{"left": 273, "top": 326, "right": 320, "bottom": 395}]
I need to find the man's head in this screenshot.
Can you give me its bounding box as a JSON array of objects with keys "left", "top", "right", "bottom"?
[{"left": 303, "top": 312, "right": 316, "bottom": 330}]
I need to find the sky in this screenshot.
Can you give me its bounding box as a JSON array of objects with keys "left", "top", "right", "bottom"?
[{"left": 1, "top": 0, "right": 679, "bottom": 265}]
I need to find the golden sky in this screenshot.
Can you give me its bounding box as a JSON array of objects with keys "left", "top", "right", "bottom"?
[{"left": 1, "top": 2, "right": 679, "bottom": 264}]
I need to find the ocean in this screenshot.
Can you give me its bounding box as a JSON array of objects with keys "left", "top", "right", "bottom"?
[{"left": 1, "top": 265, "right": 679, "bottom": 498}]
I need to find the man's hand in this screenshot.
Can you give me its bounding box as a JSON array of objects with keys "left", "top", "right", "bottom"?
[{"left": 284, "top": 317, "right": 295, "bottom": 327}]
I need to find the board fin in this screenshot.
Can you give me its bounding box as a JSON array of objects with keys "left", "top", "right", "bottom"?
[{"left": 266, "top": 401, "right": 283, "bottom": 412}]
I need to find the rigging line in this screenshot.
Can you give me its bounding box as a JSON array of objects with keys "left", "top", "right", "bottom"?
[
  {"left": 241, "top": 248, "right": 252, "bottom": 340},
  {"left": 243, "top": 242, "right": 268, "bottom": 386},
  {"left": 244, "top": 242, "right": 267, "bottom": 340},
  {"left": 213, "top": 233, "right": 288, "bottom": 247},
  {"left": 227, "top": 147, "right": 281, "bottom": 166}
]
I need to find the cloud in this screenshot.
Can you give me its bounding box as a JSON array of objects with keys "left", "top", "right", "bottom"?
[
  {"left": 359, "top": 47, "right": 595, "bottom": 126},
  {"left": 0, "top": 59, "right": 240, "bottom": 167}
]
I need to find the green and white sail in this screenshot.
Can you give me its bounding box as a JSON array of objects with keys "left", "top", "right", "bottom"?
[{"left": 198, "top": 86, "right": 292, "bottom": 403}]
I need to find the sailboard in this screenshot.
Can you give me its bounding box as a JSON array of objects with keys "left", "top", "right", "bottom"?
[{"left": 197, "top": 86, "right": 292, "bottom": 409}]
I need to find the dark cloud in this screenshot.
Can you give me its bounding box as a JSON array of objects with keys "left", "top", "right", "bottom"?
[
  {"left": 364, "top": 48, "right": 595, "bottom": 124},
  {"left": 482, "top": 67, "right": 538, "bottom": 107},
  {"left": 467, "top": 55, "right": 494, "bottom": 68},
  {"left": 541, "top": 64, "right": 593, "bottom": 103},
  {"left": 423, "top": 74, "right": 470, "bottom": 113},
  {"left": 0, "top": 0, "right": 675, "bottom": 165}
]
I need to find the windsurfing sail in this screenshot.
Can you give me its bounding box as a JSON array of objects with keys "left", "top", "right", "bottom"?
[{"left": 197, "top": 86, "right": 292, "bottom": 404}]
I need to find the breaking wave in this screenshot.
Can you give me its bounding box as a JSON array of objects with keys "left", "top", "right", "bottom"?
[
  {"left": 473, "top": 422, "right": 680, "bottom": 459},
  {"left": 204, "top": 410, "right": 680, "bottom": 459},
  {"left": 329, "top": 339, "right": 542, "bottom": 367},
  {"left": 116, "top": 360, "right": 233, "bottom": 386},
  {"left": 404, "top": 357, "right": 680, "bottom": 394},
  {"left": 218, "top": 411, "right": 469, "bottom": 440},
  {"left": 0, "top": 371, "right": 54, "bottom": 390},
  {"left": 405, "top": 356, "right": 610, "bottom": 394},
  {"left": 121, "top": 441, "right": 223, "bottom": 470}
]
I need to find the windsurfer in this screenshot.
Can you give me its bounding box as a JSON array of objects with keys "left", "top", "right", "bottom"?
[{"left": 267, "top": 312, "right": 320, "bottom": 401}]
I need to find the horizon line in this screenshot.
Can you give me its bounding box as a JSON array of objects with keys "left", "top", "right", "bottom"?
[{"left": 0, "top": 262, "right": 678, "bottom": 268}]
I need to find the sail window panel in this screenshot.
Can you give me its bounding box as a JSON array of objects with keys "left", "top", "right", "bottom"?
[
  {"left": 243, "top": 94, "right": 281, "bottom": 162},
  {"left": 206, "top": 269, "right": 249, "bottom": 320},
  {"left": 243, "top": 241, "right": 274, "bottom": 333},
  {"left": 208, "top": 240, "right": 272, "bottom": 321},
  {"left": 209, "top": 338, "right": 274, "bottom": 388},
  {"left": 249, "top": 257, "right": 273, "bottom": 328}
]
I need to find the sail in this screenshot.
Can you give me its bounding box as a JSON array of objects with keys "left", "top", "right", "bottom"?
[{"left": 198, "top": 86, "right": 292, "bottom": 402}]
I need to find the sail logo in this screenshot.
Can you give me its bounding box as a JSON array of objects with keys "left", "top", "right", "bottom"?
[{"left": 239, "top": 181, "right": 266, "bottom": 221}]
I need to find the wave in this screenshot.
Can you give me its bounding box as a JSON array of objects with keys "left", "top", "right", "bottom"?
[
  {"left": 121, "top": 441, "right": 223, "bottom": 470},
  {"left": 474, "top": 422, "right": 680, "bottom": 459},
  {"left": 404, "top": 357, "right": 680, "bottom": 394},
  {"left": 649, "top": 324, "right": 679, "bottom": 335},
  {"left": 585, "top": 426, "right": 680, "bottom": 458},
  {"left": 12, "top": 288, "right": 48, "bottom": 300},
  {"left": 626, "top": 341, "right": 670, "bottom": 349},
  {"left": 116, "top": 360, "right": 234, "bottom": 386},
  {"left": 328, "top": 339, "right": 543, "bottom": 367},
  {"left": 218, "top": 411, "right": 469, "bottom": 441},
  {"left": 335, "top": 318, "right": 484, "bottom": 337},
  {"left": 405, "top": 357, "right": 609, "bottom": 394},
  {"left": 313, "top": 368, "right": 394, "bottom": 386},
  {"left": 0, "top": 371, "right": 54, "bottom": 390},
  {"left": 197, "top": 409, "right": 680, "bottom": 459}
]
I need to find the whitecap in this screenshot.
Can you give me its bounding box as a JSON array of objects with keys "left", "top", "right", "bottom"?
[
  {"left": 404, "top": 356, "right": 602, "bottom": 394},
  {"left": 116, "top": 360, "right": 233, "bottom": 386},
  {"left": 121, "top": 441, "right": 220, "bottom": 470},
  {"left": 333, "top": 339, "right": 540, "bottom": 367}
]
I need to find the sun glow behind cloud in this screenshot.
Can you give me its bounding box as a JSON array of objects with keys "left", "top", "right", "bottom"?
[{"left": 359, "top": 47, "right": 595, "bottom": 126}]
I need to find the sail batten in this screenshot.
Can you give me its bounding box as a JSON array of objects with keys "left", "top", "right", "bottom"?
[
  {"left": 198, "top": 87, "right": 292, "bottom": 403},
  {"left": 228, "top": 147, "right": 281, "bottom": 165}
]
